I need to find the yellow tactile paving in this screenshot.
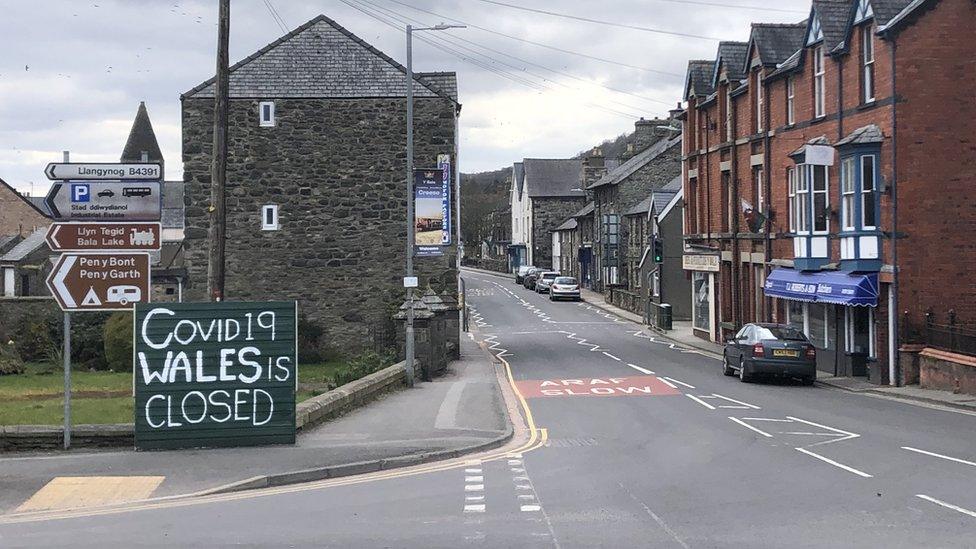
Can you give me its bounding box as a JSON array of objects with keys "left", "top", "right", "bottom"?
[{"left": 16, "top": 476, "right": 165, "bottom": 513}]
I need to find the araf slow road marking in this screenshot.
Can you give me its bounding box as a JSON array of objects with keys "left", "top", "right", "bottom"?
[{"left": 514, "top": 375, "right": 681, "bottom": 398}]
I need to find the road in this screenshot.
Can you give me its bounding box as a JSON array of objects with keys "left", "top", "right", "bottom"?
[{"left": 2, "top": 269, "right": 975, "bottom": 547}]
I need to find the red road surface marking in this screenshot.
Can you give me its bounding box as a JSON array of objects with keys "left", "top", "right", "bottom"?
[{"left": 515, "top": 376, "right": 681, "bottom": 398}]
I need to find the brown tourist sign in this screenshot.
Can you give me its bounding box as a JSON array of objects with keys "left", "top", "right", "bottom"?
[
  {"left": 46, "top": 252, "right": 152, "bottom": 311},
  {"left": 46, "top": 222, "right": 162, "bottom": 252}
]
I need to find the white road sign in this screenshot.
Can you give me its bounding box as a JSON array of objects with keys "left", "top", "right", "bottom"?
[{"left": 45, "top": 163, "right": 162, "bottom": 181}]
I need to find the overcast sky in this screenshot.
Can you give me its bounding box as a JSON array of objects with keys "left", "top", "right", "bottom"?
[{"left": 1, "top": 0, "right": 812, "bottom": 196}]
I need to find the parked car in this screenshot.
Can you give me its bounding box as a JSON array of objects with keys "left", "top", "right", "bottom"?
[
  {"left": 515, "top": 265, "right": 537, "bottom": 285},
  {"left": 534, "top": 272, "right": 560, "bottom": 293},
  {"left": 722, "top": 323, "right": 816, "bottom": 384},
  {"left": 549, "top": 276, "right": 581, "bottom": 301},
  {"left": 523, "top": 268, "right": 544, "bottom": 290}
]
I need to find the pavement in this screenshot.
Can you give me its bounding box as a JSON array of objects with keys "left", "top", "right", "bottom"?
[
  {"left": 1, "top": 268, "right": 975, "bottom": 547},
  {"left": 0, "top": 334, "right": 510, "bottom": 516}
]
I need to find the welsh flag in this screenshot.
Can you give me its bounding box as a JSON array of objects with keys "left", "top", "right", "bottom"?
[{"left": 741, "top": 198, "right": 767, "bottom": 233}]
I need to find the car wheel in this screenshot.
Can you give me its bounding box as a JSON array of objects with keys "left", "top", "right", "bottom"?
[
  {"left": 802, "top": 376, "right": 816, "bottom": 386},
  {"left": 738, "top": 357, "right": 751, "bottom": 383},
  {"left": 549, "top": 295, "right": 555, "bottom": 301},
  {"left": 722, "top": 354, "right": 735, "bottom": 376}
]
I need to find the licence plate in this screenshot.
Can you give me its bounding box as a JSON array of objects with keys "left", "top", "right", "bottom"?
[{"left": 773, "top": 349, "right": 800, "bottom": 357}]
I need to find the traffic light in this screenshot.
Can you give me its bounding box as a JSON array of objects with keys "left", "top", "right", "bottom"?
[{"left": 653, "top": 237, "right": 664, "bottom": 264}]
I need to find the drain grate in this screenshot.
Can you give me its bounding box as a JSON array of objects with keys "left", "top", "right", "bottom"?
[{"left": 546, "top": 437, "right": 599, "bottom": 448}]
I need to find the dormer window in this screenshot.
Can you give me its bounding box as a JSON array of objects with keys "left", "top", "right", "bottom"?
[
  {"left": 259, "top": 101, "right": 275, "bottom": 127},
  {"left": 862, "top": 25, "right": 875, "bottom": 103},
  {"left": 813, "top": 46, "right": 826, "bottom": 118}
]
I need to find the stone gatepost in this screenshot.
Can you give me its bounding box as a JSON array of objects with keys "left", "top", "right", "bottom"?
[
  {"left": 421, "top": 289, "right": 449, "bottom": 377},
  {"left": 394, "top": 298, "right": 435, "bottom": 381},
  {"left": 439, "top": 290, "right": 461, "bottom": 360}
]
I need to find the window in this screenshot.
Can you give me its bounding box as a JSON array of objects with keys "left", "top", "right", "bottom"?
[
  {"left": 846, "top": 306, "right": 876, "bottom": 358},
  {"left": 862, "top": 25, "right": 875, "bottom": 103},
  {"left": 2, "top": 268, "right": 12, "bottom": 297},
  {"left": 755, "top": 166, "right": 764, "bottom": 213},
  {"left": 259, "top": 101, "right": 275, "bottom": 127},
  {"left": 841, "top": 157, "right": 856, "bottom": 230},
  {"left": 861, "top": 155, "right": 877, "bottom": 228},
  {"left": 811, "top": 165, "right": 829, "bottom": 233},
  {"left": 786, "top": 76, "right": 795, "bottom": 125},
  {"left": 755, "top": 70, "right": 764, "bottom": 132},
  {"left": 813, "top": 46, "right": 826, "bottom": 118},
  {"left": 652, "top": 270, "right": 660, "bottom": 297},
  {"left": 795, "top": 167, "right": 809, "bottom": 233},
  {"left": 725, "top": 86, "right": 734, "bottom": 142},
  {"left": 262, "top": 204, "right": 279, "bottom": 230},
  {"left": 721, "top": 172, "right": 732, "bottom": 232},
  {"left": 693, "top": 272, "right": 711, "bottom": 331},
  {"left": 787, "top": 167, "right": 797, "bottom": 232}
]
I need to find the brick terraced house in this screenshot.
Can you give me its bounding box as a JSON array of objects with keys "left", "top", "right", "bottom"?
[
  {"left": 181, "top": 15, "right": 460, "bottom": 351},
  {"left": 680, "top": 0, "right": 975, "bottom": 385}
]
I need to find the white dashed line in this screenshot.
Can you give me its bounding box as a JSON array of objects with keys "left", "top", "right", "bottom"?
[
  {"left": 796, "top": 447, "right": 872, "bottom": 478},
  {"left": 515, "top": 484, "right": 533, "bottom": 490},
  {"left": 521, "top": 505, "right": 542, "bottom": 512},
  {"left": 465, "top": 484, "right": 485, "bottom": 492},
  {"left": 902, "top": 447, "right": 976, "bottom": 468},
  {"left": 685, "top": 394, "right": 716, "bottom": 410},
  {"left": 627, "top": 363, "right": 655, "bottom": 375},
  {"left": 465, "top": 495, "right": 485, "bottom": 502},
  {"left": 916, "top": 495, "right": 976, "bottom": 519},
  {"left": 602, "top": 351, "right": 621, "bottom": 361},
  {"left": 465, "top": 476, "right": 484, "bottom": 483},
  {"left": 464, "top": 504, "right": 486, "bottom": 513},
  {"left": 729, "top": 417, "right": 773, "bottom": 438},
  {"left": 518, "top": 494, "right": 535, "bottom": 501},
  {"left": 711, "top": 394, "right": 761, "bottom": 409},
  {"left": 663, "top": 377, "right": 695, "bottom": 389},
  {"left": 656, "top": 377, "right": 678, "bottom": 389},
  {"left": 465, "top": 468, "right": 482, "bottom": 474}
]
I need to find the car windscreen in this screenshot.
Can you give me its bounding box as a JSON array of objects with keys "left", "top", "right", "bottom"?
[
  {"left": 554, "top": 277, "right": 577, "bottom": 285},
  {"left": 755, "top": 326, "right": 807, "bottom": 341},
  {"left": 541, "top": 273, "right": 559, "bottom": 279}
]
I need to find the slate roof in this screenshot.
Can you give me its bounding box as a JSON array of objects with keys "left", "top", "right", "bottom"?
[
  {"left": 749, "top": 23, "right": 807, "bottom": 70},
  {"left": 0, "top": 234, "right": 18, "bottom": 254},
  {"left": 624, "top": 195, "right": 654, "bottom": 217},
  {"left": 182, "top": 15, "right": 456, "bottom": 103},
  {"left": 685, "top": 60, "right": 717, "bottom": 100},
  {"left": 588, "top": 135, "right": 681, "bottom": 190},
  {"left": 160, "top": 181, "right": 185, "bottom": 231},
  {"left": 572, "top": 202, "right": 595, "bottom": 218},
  {"left": 713, "top": 41, "right": 749, "bottom": 84},
  {"left": 871, "top": 0, "right": 917, "bottom": 24},
  {"left": 835, "top": 124, "right": 884, "bottom": 146},
  {"left": 121, "top": 102, "right": 163, "bottom": 164},
  {"left": 416, "top": 72, "right": 458, "bottom": 102},
  {"left": 767, "top": 48, "right": 804, "bottom": 79},
  {"left": 0, "top": 228, "right": 47, "bottom": 263},
  {"left": 523, "top": 159, "right": 584, "bottom": 198},
  {"left": 809, "top": 0, "right": 856, "bottom": 51},
  {"left": 513, "top": 162, "right": 525, "bottom": 198},
  {"left": 553, "top": 218, "right": 578, "bottom": 232},
  {"left": 790, "top": 135, "right": 832, "bottom": 156}
]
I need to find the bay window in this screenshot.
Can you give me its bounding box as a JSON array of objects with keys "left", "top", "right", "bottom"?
[
  {"left": 788, "top": 167, "right": 797, "bottom": 232},
  {"left": 812, "top": 165, "right": 829, "bottom": 233},
  {"left": 795, "top": 167, "right": 809, "bottom": 233},
  {"left": 841, "top": 157, "right": 856, "bottom": 230},
  {"left": 861, "top": 155, "right": 877, "bottom": 228},
  {"left": 837, "top": 148, "right": 881, "bottom": 271}
]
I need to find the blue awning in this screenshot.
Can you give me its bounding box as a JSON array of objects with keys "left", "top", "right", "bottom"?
[{"left": 764, "top": 268, "right": 879, "bottom": 307}]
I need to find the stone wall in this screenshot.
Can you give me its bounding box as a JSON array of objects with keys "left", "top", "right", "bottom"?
[
  {"left": 181, "top": 97, "right": 458, "bottom": 352},
  {"left": 919, "top": 348, "right": 976, "bottom": 395},
  {"left": 531, "top": 197, "right": 587, "bottom": 270}
]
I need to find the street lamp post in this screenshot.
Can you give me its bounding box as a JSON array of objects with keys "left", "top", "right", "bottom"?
[{"left": 405, "top": 23, "right": 464, "bottom": 387}]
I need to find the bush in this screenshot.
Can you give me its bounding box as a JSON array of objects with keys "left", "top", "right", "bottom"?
[
  {"left": 12, "top": 317, "right": 57, "bottom": 362},
  {"left": 331, "top": 349, "right": 396, "bottom": 387},
  {"left": 73, "top": 312, "right": 110, "bottom": 370},
  {"left": 0, "top": 341, "right": 25, "bottom": 375},
  {"left": 103, "top": 312, "right": 133, "bottom": 372}
]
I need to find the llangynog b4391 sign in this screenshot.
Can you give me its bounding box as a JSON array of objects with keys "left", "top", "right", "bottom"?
[{"left": 134, "top": 301, "right": 297, "bottom": 450}]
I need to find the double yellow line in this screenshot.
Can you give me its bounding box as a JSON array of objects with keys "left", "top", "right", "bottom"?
[{"left": 0, "top": 339, "right": 545, "bottom": 525}]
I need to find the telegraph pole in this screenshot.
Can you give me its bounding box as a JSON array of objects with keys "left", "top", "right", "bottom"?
[{"left": 208, "top": 0, "right": 230, "bottom": 301}]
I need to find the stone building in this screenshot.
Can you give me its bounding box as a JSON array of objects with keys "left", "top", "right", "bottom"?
[
  {"left": 587, "top": 119, "right": 681, "bottom": 293},
  {"left": 680, "top": 0, "right": 976, "bottom": 385},
  {"left": 0, "top": 177, "right": 48, "bottom": 239},
  {"left": 180, "top": 15, "right": 460, "bottom": 351}
]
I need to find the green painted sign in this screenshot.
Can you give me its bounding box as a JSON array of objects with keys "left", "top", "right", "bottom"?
[{"left": 133, "top": 301, "right": 297, "bottom": 450}]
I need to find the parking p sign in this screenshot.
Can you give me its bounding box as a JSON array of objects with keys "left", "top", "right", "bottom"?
[{"left": 71, "top": 183, "right": 91, "bottom": 202}]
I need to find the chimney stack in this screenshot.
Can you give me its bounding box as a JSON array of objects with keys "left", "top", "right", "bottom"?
[{"left": 581, "top": 147, "right": 607, "bottom": 189}]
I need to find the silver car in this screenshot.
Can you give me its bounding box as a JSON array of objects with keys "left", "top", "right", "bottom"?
[
  {"left": 534, "top": 272, "right": 560, "bottom": 294},
  {"left": 549, "top": 276, "right": 581, "bottom": 301}
]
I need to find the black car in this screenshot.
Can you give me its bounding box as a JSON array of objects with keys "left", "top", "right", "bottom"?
[
  {"left": 523, "top": 268, "right": 543, "bottom": 290},
  {"left": 514, "top": 265, "right": 537, "bottom": 285},
  {"left": 722, "top": 323, "right": 816, "bottom": 384}
]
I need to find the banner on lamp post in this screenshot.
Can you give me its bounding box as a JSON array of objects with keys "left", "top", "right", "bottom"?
[{"left": 414, "top": 168, "right": 446, "bottom": 257}]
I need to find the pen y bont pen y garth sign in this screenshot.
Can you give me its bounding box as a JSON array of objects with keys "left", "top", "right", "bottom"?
[{"left": 134, "top": 301, "right": 298, "bottom": 450}]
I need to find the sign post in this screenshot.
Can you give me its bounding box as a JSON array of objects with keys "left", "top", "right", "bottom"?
[
  {"left": 44, "top": 181, "right": 161, "bottom": 221},
  {"left": 46, "top": 222, "right": 162, "bottom": 252},
  {"left": 45, "top": 162, "right": 162, "bottom": 181},
  {"left": 133, "top": 301, "right": 298, "bottom": 449},
  {"left": 47, "top": 253, "right": 151, "bottom": 311}
]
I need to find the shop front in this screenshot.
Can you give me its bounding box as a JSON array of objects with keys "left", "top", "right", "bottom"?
[
  {"left": 765, "top": 268, "right": 879, "bottom": 377},
  {"left": 683, "top": 254, "right": 720, "bottom": 342}
]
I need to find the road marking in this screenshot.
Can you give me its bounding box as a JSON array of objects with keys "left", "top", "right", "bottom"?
[
  {"left": 521, "top": 504, "right": 541, "bottom": 512},
  {"left": 464, "top": 484, "right": 485, "bottom": 492},
  {"left": 663, "top": 377, "right": 695, "bottom": 389},
  {"left": 464, "top": 504, "right": 486, "bottom": 513},
  {"left": 515, "top": 484, "right": 533, "bottom": 490},
  {"left": 466, "top": 495, "right": 485, "bottom": 502},
  {"left": 729, "top": 417, "right": 773, "bottom": 438},
  {"left": 518, "top": 494, "right": 535, "bottom": 500},
  {"left": 511, "top": 468, "right": 526, "bottom": 473},
  {"left": 513, "top": 476, "right": 531, "bottom": 482},
  {"left": 657, "top": 377, "right": 678, "bottom": 389},
  {"left": 16, "top": 476, "right": 165, "bottom": 513},
  {"left": 434, "top": 380, "right": 469, "bottom": 429},
  {"left": 780, "top": 432, "right": 841, "bottom": 436},
  {"left": 627, "top": 363, "right": 655, "bottom": 375},
  {"left": 902, "top": 447, "right": 976, "bottom": 469},
  {"left": 465, "top": 468, "right": 482, "bottom": 474},
  {"left": 465, "top": 476, "right": 484, "bottom": 483},
  {"left": 916, "top": 495, "right": 976, "bottom": 519},
  {"left": 795, "top": 448, "right": 872, "bottom": 478},
  {"left": 465, "top": 460, "right": 482, "bottom": 466},
  {"left": 619, "top": 482, "right": 690, "bottom": 549},
  {"left": 711, "top": 394, "right": 760, "bottom": 409},
  {"left": 786, "top": 416, "right": 859, "bottom": 447},
  {"left": 742, "top": 417, "right": 793, "bottom": 422},
  {"left": 602, "top": 351, "right": 621, "bottom": 361},
  {"left": 507, "top": 459, "right": 522, "bottom": 465},
  {"left": 685, "top": 394, "right": 716, "bottom": 410}
]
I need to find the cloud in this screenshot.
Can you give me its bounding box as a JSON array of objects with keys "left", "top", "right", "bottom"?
[{"left": 1, "top": 0, "right": 811, "bottom": 190}]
